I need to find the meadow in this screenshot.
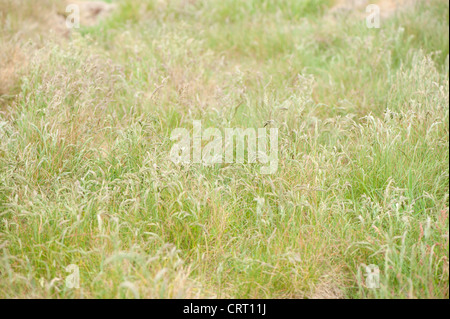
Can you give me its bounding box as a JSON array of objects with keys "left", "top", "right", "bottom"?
[{"left": 0, "top": 0, "right": 448, "bottom": 298}]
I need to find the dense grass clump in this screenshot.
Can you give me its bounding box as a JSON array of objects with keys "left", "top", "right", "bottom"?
[{"left": 0, "top": 0, "right": 448, "bottom": 298}]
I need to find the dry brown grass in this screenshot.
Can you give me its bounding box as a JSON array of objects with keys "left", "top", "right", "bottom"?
[{"left": 0, "top": 0, "right": 116, "bottom": 104}]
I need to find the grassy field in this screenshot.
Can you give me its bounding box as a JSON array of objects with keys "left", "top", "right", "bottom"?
[{"left": 0, "top": 0, "right": 448, "bottom": 299}]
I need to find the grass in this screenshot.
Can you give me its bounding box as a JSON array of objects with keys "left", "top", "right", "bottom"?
[{"left": 0, "top": 0, "right": 448, "bottom": 299}]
